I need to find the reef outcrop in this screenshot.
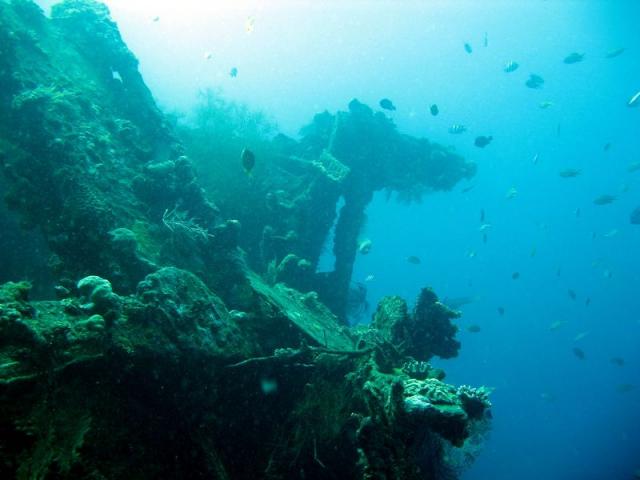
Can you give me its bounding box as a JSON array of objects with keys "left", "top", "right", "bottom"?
[
  {"left": 0, "top": 277, "right": 490, "bottom": 479},
  {"left": 0, "top": 1, "right": 488, "bottom": 479}
]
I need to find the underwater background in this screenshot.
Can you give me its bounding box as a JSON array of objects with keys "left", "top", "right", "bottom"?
[{"left": 4, "top": 0, "right": 640, "bottom": 478}]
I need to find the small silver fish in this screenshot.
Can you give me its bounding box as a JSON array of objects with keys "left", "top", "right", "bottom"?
[
  {"left": 628, "top": 91, "right": 640, "bottom": 108},
  {"left": 448, "top": 124, "right": 467, "bottom": 134},
  {"left": 503, "top": 61, "right": 519, "bottom": 73},
  {"left": 605, "top": 47, "right": 625, "bottom": 59}
]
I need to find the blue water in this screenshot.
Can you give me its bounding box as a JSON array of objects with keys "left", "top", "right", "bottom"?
[{"left": 37, "top": 1, "right": 640, "bottom": 477}]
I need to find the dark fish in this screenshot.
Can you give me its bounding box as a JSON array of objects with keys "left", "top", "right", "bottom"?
[
  {"left": 593, "top": 194, "right": 616, "bottom": 205},
  {"left": 480, "top": 208, "right": 485, "bottom": 223},
  {"left": 627, "top": 162, "right": 640, "bottom": 173},
  {"left": 563, "top": 52, "right": 585, "bottom": 64},
  {"left": 568, "top": 289, "right": 576, "bottom": 300},
  {"left": 379, "top": 98, "right": 396, "bottom": 111},
  {"left": 430, "top": 104, "right": 439, "bottom": 116},
  {"left": 556, "top": 267, "right": 562, "bottom": 277},
  {"left": 616, "top": 383, "right": 634, "bottom": 393},
  {"left": 585, "top": 297, "right": 591, "bottom": 306},
  {"left": 464, "top": 42, "right": 472, "bottom": 54},
  {"left": 603, "top": 142, "right": 611, "bottom": 151},
  {"left": 461, "top": 184, "right": 475, "bottom": 193},
  {"left": 559, "top": 168, "right": 581, "bottom": 178},
  {"left": 631, "top": 207, "right": 640, "bottom": 225},
  {"left": 572, "top": 347, "right": 585, "bottom": 359},
  {"left": 466, "top": 324, "right": 481, "bottom": 333},
  {"left": 497, "top": 307, "right": 505, "bottom": 316},
  {"left": 240, "top": 148, "right": 255, "bottom": 175},
  {"left": 483, "top": 32, "right": 488, "bottom": 47},
  {"left": 511, "top": 272, "right": 520, "bottom": 280},
  {"left": 610, "top": 357, "right": 625, "bottom": 367},
  {"left": 407, "top": 255, "right": 421, "bottom": 265},
  {"left": 474, "top": 135, "right": 493, "bottom": 148},
  {"left": 229, "top": 67, "right": 238, "bottom": 77},
  {"left": 525, "top": 74, "right": 544, "bottom": 89},
  {"left": 605, "top": 47, "right": 625, "bottom": 59}
]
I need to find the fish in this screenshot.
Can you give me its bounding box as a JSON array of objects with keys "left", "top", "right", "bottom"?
[
  {"left": 505, "top": 187, "right": 518, "bottom": 199},
  {"left": 572, "top": 347, "right": 585, "bottom": 359},
  {"left": 461, "top": 184, "right": 475, "bottom": 193},
  {"left": 532, "top": 153, "right": 539, "bottom": 165},
  {"left": 593, "top": 194, "right": 616, "bottom": 205},
  {"left": 511, "top": 272, "right": 520, "bottom": 280},
  {"left": 540, "top": 392, "right": 556, "bottom": 402},
  {"left": 573, "top": 331, "right": 590, "bottom": 342},
  {"left": 245, "top": 16, "right": 256, "bottom": 34},
  {"left": 364, "top": 274, "right": 375, "bottom": 282},
  {"left": 525, "top": 74, "right": 544, "bottom": 89},
  {"left": 480, "top": 209, "right": 485, "bottom": 223},
  {"left": 229, "top": 67, "right": 238, "bottom": 78},
  {"left": 497, "top": 307, "right": 505, "bottom": 316},
  {"left": 464, "top": 42, "right": 472, "bottom": 54},
  {"left": 358, "top": 239, "right": 372, "bottom": 255},
  {"left": 559, "top": 168, "right": 581, "bottom": 178},
  {"left": 616, "top": 383, "right": 634, "bottom": 393},
  {"left": 483, "top": 233, "right": 487, "bottom": 244},
  {"left": 549, "top": 320, "right": 567, "bottom": 331},
  {"left": 574, "top": 208, "right": 581, "bottom": 218},
  {"left": 483, "top": 32, "right": 488, "bottom": 47},
  {"left": 627, "top": 162, "right": 640, "bottom": 173},
  {"left": 603, "top": 229, "right": 618, "bottom": 238},
  {"left": 430, "top": 104, "right": 439, "bottom": 116},
  {"left": 503, "top": 61, "right": 519, "bottom": 73},
  {"left": 442, "top": 296, "right": 477, "bottom": 310},
  {"left": 563, "top": 52, "right": 585, "bottom": 64},
  {"left": 539, "top": 101, "right": 554, "bottom": 109},
  {"left": 240, "top": 148, "right": 255, "bottom": 175},
  {"left": 568, "top": 289, "right": 576, "bottom": 300},
  {"left": 229, "top": 310, "right": 249, "bottom": 321},
  {"left": 530, "top": 246, "right": 537, "bottom": 258},
  {"left": 605, "top": 47, "right": 625, "bottom": 58},
  {"left": 406, "top": 256, "right": 421, "bottom": 265},
  {"left": 630, "top": 207, "right": 640, "bottom": 225},
  {"left": 479, "top": 223, "right": 492, "bottom": 232},
  {"left": 610, "top": 357, "right": 625, "bottom": 367},
  {"left": 585, "top": 297, "right": 591, "bottom": 306},
  {"left": 152, "top": 15, "right": 160, "bottom": 22},
  {"left": 467, "top": 250, "right": 476, "bottom": 259},
  {"left": 563, "top": 52, "right": 584, "bottom": 65},
  {"left": 474, "top": 135, "right": 493, "bottom": 148},
  {"left": 204, "top": 52, "right": 213, "bottom": 60},
  {"left": 603, "top": 142, "right": 611, "bottom": 151},
  {"left": 448, "top": 124, "right": 467, "bottom": 134},
  {"left": 628, "top": 91, "right": 640, "bottom": 108},
  {"left": 466, "top": 324, "right": 481, "bottom": 333},
  {"left": 379, "top": 98, "right": 396, "bottom": 111}
]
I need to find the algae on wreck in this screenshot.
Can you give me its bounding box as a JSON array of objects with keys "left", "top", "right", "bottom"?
[{"left": 0, "top": 1, "right": 491, "bottom": 479}]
